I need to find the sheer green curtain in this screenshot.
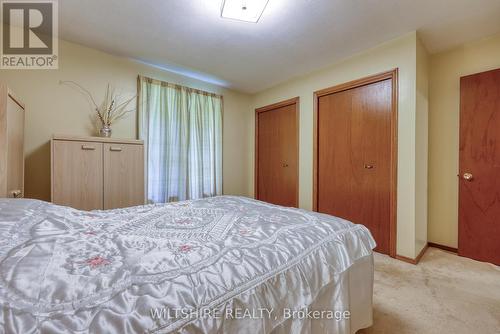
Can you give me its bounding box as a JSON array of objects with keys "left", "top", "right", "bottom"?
[{"left": 138, "top": 76, "right": 223, "bottom": 203}]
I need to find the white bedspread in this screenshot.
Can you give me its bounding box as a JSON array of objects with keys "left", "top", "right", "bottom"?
[{"left": 0, "top": 196, "right": 375, "bottom": 333}]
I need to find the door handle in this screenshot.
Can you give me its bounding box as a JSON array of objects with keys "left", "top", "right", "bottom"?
[
  {"left": 364, "top": 164, "right": 374, "bottom": 169},
  {"left": 282, "top": 162, "right": 289, "bottom": 168},
  {"left": 462, "top": 173, "right": 473, "bottom": 181},
  {"left": 81, "top": 145, "right": 96, "bottom": 150},
  {"left": 109, "top": 147, "right": 123, "bottom": 152}
]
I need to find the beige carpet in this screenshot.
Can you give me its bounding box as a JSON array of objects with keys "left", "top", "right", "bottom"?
[{"left": 358, "top": 247, "right": 500, "bottom": 334}]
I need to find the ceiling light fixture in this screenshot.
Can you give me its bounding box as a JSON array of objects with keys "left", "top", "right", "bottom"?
[{"left": 221, "top": 0, "right": 270, "bottom": 23}]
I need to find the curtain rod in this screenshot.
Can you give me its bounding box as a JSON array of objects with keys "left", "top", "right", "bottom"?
[{"left": 138, "top": 75, "right": 223, "bottom": 99}]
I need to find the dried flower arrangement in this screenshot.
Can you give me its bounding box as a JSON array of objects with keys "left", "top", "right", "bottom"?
[{"left": 60, "top": 80, "right": 136, "bottom": 137}]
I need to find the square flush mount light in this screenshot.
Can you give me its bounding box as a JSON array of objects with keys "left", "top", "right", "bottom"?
[{"left": 221, "top": 0, "right": 270, "bottom": 23}]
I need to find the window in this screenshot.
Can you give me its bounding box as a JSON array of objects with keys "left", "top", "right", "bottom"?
[{"left": 138, "top": 76, "right": 223, "bottom": 203}]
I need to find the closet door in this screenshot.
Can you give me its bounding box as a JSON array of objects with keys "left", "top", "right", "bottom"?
[
  {"left": 256, "top": 98, "right": 299, "bottom": 207},
  {"left": 316, "top": 75, "right": 395, "bottom": 255},
  {"left": 52, "top": 140, "right": 103, "bottom": 210},
  {"left": 103, "top": 143, "right": 144, "bottom": 209}
]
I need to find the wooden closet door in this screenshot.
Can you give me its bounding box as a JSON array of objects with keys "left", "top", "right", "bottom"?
[
  {"left": 459, "top": 68, "right": 500, "bottom": 265},
  {"left": 317, "top": 79, "right": 393, "bottom": 255},
  {"left": 6, "top": 96, "right": 24, "bottom": 198},
  {"left": 52, "top": 141, "right": 103, "bottom": 210},
  {"left": 256, "top": 99, "right": 299, "bottom": 207},
  {"left": 103, "top": 143, "right": 144, "bottom": 209}
]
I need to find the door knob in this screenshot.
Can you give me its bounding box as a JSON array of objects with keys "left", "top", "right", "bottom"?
[
  {"left": 364, "top": 164, "right": 374, "bottom": 169},
  {"left": 462, "top": 173, "right": 473, "bottom": 181}
]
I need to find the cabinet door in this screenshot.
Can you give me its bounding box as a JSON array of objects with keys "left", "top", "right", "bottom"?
[
  {"left": 6, "top": 96, "right": 24, "bottom": 198},
  {"left": 52, "top": 140, "right": 103, "bottom": 210},
  {"left": 103, "top": 143, "right": 144, "bottom": 209}
]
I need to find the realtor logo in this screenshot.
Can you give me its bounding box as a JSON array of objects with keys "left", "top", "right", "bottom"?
[{"left": 1, "top": 0, "right": 58, "bottom": 69}]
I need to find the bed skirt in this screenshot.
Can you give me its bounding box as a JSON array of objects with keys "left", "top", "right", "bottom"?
[{"left": 165, "top": 254, "right": 374, "bottom": 334}]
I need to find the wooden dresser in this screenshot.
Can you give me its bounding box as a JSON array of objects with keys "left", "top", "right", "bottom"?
[
  {"left": 51, "top": 135, "right": 145, "bottom": 210},
  {"left": 0, "top": 85, "right": 25, "bottom": 199}
]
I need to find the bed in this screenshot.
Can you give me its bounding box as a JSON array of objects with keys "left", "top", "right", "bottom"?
[{"left": 0, "top": 196, "right": 375, "bottom": 334}]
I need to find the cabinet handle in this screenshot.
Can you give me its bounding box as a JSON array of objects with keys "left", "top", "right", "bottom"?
[
  {"left": 110, "top": 146, "right": 123, "bottom": 152},
  {"left": 81, "top": 145, "right": 96, "bottom": 150}
]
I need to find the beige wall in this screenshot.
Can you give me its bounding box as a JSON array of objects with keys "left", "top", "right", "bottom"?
[
  {"left": 0, "top": 39, "right": 253, "bottom": 201},
  {"left": 428, "top": 32, "right": 500, "bottom": 248},
  {"left": 415, "top": 36, "right": 429, "bottom": 255},
  {"left": 251, "top": 32, "right": 424, "bottom": 258}
]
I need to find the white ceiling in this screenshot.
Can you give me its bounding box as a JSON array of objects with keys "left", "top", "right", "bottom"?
[{"left": 59, "top": 0, "right": 500, "bottom": 93}]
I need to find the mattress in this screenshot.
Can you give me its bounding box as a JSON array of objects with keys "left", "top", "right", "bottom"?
[{"left": 0, "top": 196, "right": 375, "bottom": 333}]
